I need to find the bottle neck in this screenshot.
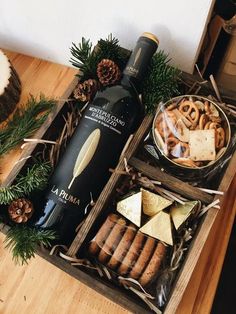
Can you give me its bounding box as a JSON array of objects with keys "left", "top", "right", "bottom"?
[{"left": 121, "top": 34, "right": 158, "bottom": 92}]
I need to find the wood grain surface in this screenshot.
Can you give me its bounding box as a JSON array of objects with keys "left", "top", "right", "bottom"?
[
  {"left": 0, "top": 233, "right": 129, "bottom": 314},
  {"left": 0, "top": 50, "right": 78, "bottom": 186},
  {"left": 129, "top": 157, "right": 213, "bottom": 204}
]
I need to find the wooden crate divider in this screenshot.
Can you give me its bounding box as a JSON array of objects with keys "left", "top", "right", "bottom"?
[{"left": 67, "top": 114, "right": 154, "bottom": 257}]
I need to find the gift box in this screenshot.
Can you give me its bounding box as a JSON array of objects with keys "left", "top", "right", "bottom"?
[{"left": 0, "top": 46, "right": 236, "bottom": 313}]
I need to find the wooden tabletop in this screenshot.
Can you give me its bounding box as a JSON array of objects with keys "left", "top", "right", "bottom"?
[{"left": 0, "top": 51, "right": 235, "bottom": 314}]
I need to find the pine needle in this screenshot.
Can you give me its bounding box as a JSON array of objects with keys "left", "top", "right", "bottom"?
[
  {"left": 0, "top": 161, "right": 52, "bottom": 205},
  {"left": 0, "top": 94, "right": 55, "bottom": 156},
  {"left": 96, "top": 34, "right": 129, "bottom": 69},
  {"left": 141, "top": 51, "right": 181, "bottom": 113},
  {"left": 70, "top": 34, "right": 128, "bottom": 80},
  {"left": 4, "top": 225, "right": 57, "bottom": 265}
]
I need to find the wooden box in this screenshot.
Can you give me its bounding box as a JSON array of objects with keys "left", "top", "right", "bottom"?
[{"left": 1, "top": 51, "right": 236, "bottom": 314}]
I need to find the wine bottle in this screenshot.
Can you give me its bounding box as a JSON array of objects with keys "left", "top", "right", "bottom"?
[{"left": 35, "top": 33, "right": 159, "bottom": 244}]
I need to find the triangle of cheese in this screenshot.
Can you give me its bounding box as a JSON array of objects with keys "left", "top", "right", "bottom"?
[
  {"left": 170, "top": 201, "right": 199, "bottom": 230},
  {"left": 117, "top": 192, "right": 142, "bottom": 227},
  {"left": 140, "top": 211, "right": 173, "bottom": 246},
  {"left": 141, "top": 188, "right": 173, "bottom": 216}
]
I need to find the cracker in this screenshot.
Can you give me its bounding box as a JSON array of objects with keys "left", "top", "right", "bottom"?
[{"left": 189, "top": 129, "right": 216, "bottom": 161}]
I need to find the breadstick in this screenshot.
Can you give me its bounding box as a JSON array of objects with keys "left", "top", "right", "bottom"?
[
  {"left": 89, "top": 214, "right": 118, "bottom": 256},
  {"left": 129, "top": 237, "right": 156, "bottom": 279},
  {"left": 118, "top": 231, "right": 145, "bottom": 276},
  {"left": 107, "top": 223, "right": 136, "bottom": 269},
  {"left": 139, "top": 242, "right": 167, "bottom": 286},
  {"left": 98, "top": 216, "right": 127, "bottom": 264}
]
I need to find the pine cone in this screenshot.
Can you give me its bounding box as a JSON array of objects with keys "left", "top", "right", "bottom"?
[
  {"left": 97, "top": 59, "right": 121, "bottom": 86},
  {"left": 8, "top": 198, "right": 34, "bottom": 223},
  {"left": 73, "top": 79, "right": 98, "bottom": 102}
]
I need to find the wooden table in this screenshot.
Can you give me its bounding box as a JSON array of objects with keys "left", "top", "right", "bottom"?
[{"left": 0, "top": 51, "right": 235, "bottom": 314}]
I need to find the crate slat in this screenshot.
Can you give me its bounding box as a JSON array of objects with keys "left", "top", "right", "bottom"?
[{"left": 67, "top": 115, "right": 153, "bottom": 257}]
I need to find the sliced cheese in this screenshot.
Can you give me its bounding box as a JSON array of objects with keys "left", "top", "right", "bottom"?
[
  {"left": 189, "top": 129, "right": 216, "bottom": 161},
  {"left": 141, "top": 188, "right": 172, "bottom": 216},
  {"left": 170, "top": 201, "right": 199, "bottom": 230},
  {"left": 117, "top": 192, "right": 142, "bottom": 227},
  {"left": 140, "top": 211, "right": 173, "bottom": 246}
]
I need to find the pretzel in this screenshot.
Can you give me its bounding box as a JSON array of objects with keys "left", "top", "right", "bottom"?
[
  {"left": 204, "top": 101, "right": 211, "bottom": 115},
  {"left": 166, "top": 102, "right": 177, "bottom": 111},
  {"left": 195, "top": 100, "right": 205, "bottom": 111},
  {"left": 209, "top": 122, "right": 221, "bottom": 130},
  {"left": 172, "top": 158, "right": 199, "bottom": 168},
  {"left": 209, "top": 115, "right": 222, "bottom": 123},
  {"left": 170, "top": 142, "right": 189, "bottom": 158},
  {"left": 215, "top": 127, "right": 225, "bottom": 149},
  {"left": 199, "top": 114, "right": 209, "bottom": 129},
  {"left": 155, "top": 113, "right": 172, "bottom": 139},
  {"left": 204, "top": 121, "right": 211, "bottom": 129},
  {"left": 166, "top": 137, "right": 179, "bottom": 151},
  {"left": 179, "top": 100, "right": 200, "bottom": 125}
]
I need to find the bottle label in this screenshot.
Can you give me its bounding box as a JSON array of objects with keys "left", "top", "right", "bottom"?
[
  {"left": 47, "top": 104, "right": 128, "bottom": 212},
  {"left": 123, "top": 36, "right": 157, "bottom": 82},
  {"left": 85, "top": 105, "right": 126, "bottom": 135},
  {"left": 51, "top": 185, "right": 81, "bottom": 206}
]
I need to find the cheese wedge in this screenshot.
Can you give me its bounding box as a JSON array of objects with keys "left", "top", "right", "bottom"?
[
  {"left": 140, "top": 211, "right": 173, "bottom": 246},
  {"left": 141, "top": 188, "right": 172, "bottom": 216},
  {"left": 189, "top": 129, "right": 216, "bottom": 161},
  {"left": 117, "top": 192, "right": 142, "bottom": 227},
  {"left": 170, "top": 201, "right": 199, "bottom": 230}
]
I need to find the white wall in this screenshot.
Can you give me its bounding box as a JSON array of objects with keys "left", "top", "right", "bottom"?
[{"left": 0, "top": 0, "right": 214, "bottom": 73}]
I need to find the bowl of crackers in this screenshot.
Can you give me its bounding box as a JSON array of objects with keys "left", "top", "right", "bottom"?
[{"left": 152, "top": 95, "right": 231, "bottom": 180}]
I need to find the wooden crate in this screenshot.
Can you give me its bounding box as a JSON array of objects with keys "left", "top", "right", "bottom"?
[{"left": 1, "top": 51, "right": 236, "bottom": 314}]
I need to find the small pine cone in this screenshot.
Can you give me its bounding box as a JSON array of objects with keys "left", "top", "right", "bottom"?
[
  {"left": 97, "top": 59, "right": 121, "bottom": 86},
  {"left": 8, "top": 198, "right": 34, "bottom": 223},
  {"left": 74, "top": 79, "right": 98, "bottom": 102}
]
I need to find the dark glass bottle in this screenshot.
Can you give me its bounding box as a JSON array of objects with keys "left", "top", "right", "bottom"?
[{"left": 35, "top": 33, "right": 159, "bottom": 244}]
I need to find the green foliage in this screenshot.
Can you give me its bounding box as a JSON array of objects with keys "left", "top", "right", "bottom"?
[
  {"left": 0, "top": 95, "right": 55, "bottom": 156},
  {"left": 70, "top": 34, "right": 128, "bottom": 81},
  {"left": 4, "top": 225, "right": 57, "bottom": 265},
  {"left": 0, "top": 161, "right": 52, "bottom": 205},
  {"left": 96, "top": 34, "right": 129, "bottom": 69},
  {"left": 70, "top": 38, "right": 99, "bottom": 80},
  {"left": 141, "top": 51, "right": 181, "bottom": 113}
]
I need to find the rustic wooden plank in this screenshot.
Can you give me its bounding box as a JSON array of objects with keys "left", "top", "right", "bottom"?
[
  {"left": 36, "top": 248, "right": 152, "bottom": 314},
  {"left": 164, "top": 150, "right": 236, "bottom": 314},
  {"left": 129, "top": 157, "right": 213, "bottom": 204},
  {"left": 67, "top": 115, "right": 153, "bottom": 257},
  {"left": 0, "top": 233, "right": 132, "bottom": 314},
  {"left": 0, "top": 50, "right": 78, "bottom": 186}
]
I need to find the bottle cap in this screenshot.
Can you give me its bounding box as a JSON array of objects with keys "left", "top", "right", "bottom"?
[{"left": 141, "top": 32, "right": 159, "bottom": 45}]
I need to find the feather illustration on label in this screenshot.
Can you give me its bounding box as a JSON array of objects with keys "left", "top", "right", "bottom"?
[
  {"left": 68, "top": 128, "right": 101, "bottom": 189},
  {"left": 133, "top": 47, "right": 142, "bottom": 67}
]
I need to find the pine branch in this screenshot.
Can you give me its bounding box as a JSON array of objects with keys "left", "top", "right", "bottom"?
[
  {"left": 141, "top": 51, "right": 181, "bottom": 113},
  {"left": 70, "top": 38, "right": 99, "bottom": 80},
  {"left": 0, "top": 95, "right": 55, "bottom": 156},
  {"left": 96, "top": 34, "right": 129, "bottom": 69},
  {"left": 0, "top": 161, "right": 52, "bottom": 205},
  {"left": 4, "top": 225, "right": 57, "bottom": 265},
  {"left": 69, "top": 34, "right": 129, "bottom": 81}
]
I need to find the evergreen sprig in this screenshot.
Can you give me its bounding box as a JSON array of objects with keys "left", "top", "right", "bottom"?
[
  {"left": 0, "top": 161, "right": 52, "bottom": 205},
  {"left": 96, "top": 34, "right": 129, "bottom": 69},
  {"left": 141, "top": 51, "right": 181, "bottom": 113},
  {"left": 0, "top": 95, "right": 55, "bottom": 156},
  {"left": 4, "top": 225, "right": 57, "bottom": 265},
  {"left": 70, "top": 38, "right": 98, "bottom": 80},
  {"left": 70, "top": 34, "right": 128, "bottom": 81}
]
